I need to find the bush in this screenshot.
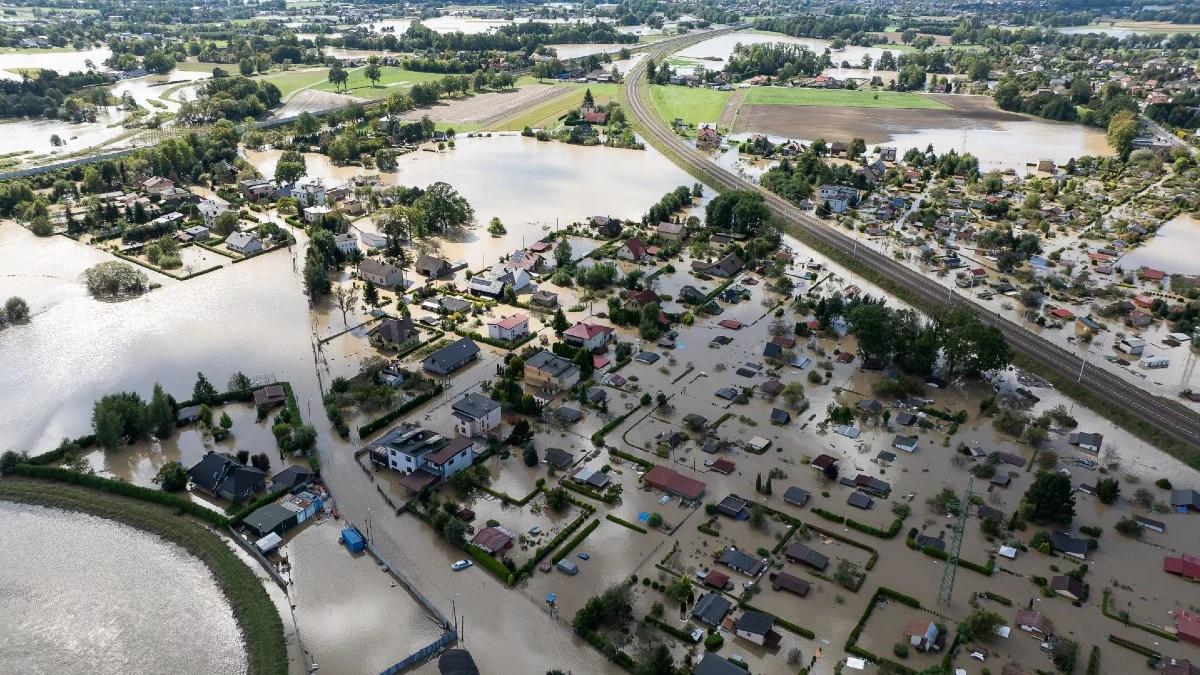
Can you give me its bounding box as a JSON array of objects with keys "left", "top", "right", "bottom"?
[
  {"left": 893, "top": 643, "right": 909, "bottom": 659},
  {"left": 1155, "top": 478, "right": 1172, "bottom": 490},
  {"left": 704, "top": 632, "right": 724, "bottom": 650}
]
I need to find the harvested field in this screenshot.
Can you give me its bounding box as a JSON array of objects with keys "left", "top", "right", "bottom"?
[
  {"left": 271, "top": 88, "right": 359, "bottom": 119},
  {"left": 742, "top": 87, "right": 946, "bottom": 109},
  {"left": 401, "top": 84, "right": 570, "bottom": 128},
  {"left": 733, "top": 94, "right": 1031, "bottom": 145}
]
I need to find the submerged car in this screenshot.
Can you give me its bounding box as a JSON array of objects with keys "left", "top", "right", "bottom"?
[{"left": 451, "top": 560, "right": 473, "bottom": 571}]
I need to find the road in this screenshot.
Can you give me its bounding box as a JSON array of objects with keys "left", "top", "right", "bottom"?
[{"left": 624, "top": 33, "right": 1200, "bottom": 455}]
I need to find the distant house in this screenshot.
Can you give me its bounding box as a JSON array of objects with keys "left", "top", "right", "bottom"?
[
  {"left": 769, "top": 571, "right": 810, "bottom": 596},
  {"left": 471, "top": 525, "right": 515, "bottom": 555},
  {"left": 451, "top": 393, "right": 501, "bottom": 437},
  {"left": 303, "top": 204, "right": 334, "bottom": 224},
  {"left": 187, "top": 452, "right": 266, "bottom": 502},
  {"left": 1050, "top": 575, "right": 1085, "bottom": 601},
  {"left": 226, "top": 232, "right": 263, "bottom": 255},
  {"left": 531, "top": 289, "right": 558, "bottom": 307},
  {"left": 563, "top": 322, "right": 614, "bottom": 351},
  {"left": 524, "top": 351, "right": 581, "bottom": 392},
  {"left": 857, "top": 399, "right": 883, "bottom": 414},
  {"left": 1136, "top": 515, "right": 1166, "bottom": 533},
  {"left": 692, "top": 253, "right": 744, "bottom": 278},
  {"left": 369, "top": 316, "right": 420, "bottom": 351},
  {"left": 543, "top": 447, "right": 573, "bottom": 470},
  {"left": 1164, "top": 553, "right": 1200, "bottom": 581},
  {"left": 701, "top": 569, "right": 730, "bottom": 590},
  {"left": 1068, "top": 432, "right": 1104, "bottom": 453},
  {"left": 334, "top": 232, "right": 359, "bottom": 255},
  {"left": 142, "top": 176, "right": 175, "bottom": 196},
  {"left": 270, "top": 465, "right": 315, "bottom": 492},
  {"left": 415, "top": 254, "right": 453, "bottom": 278},
  {"left": 694, "top": 653, "right": 748, "bottom": 675},
  {"left": 811, "top": 454, "right": 839, "bottom": 473},
  {"left": 656, "top": 221, "right": 685, "bottom": 241},
  {"left": 915, "top": 534, "right": 944, "bottom": 551},
  {"left": 571, "top": 467, "right": 611, "bottom": 489},
  {"left": 359, "top": 231, "right": 388, "bottom": 250},
  {"left": 1050, "top": 532, "right": 1088, "bottom": 559},
  {"left": 848, "top": 492, "right": 875, "bottom": 510},
  {"left": 717, "top": 496, "right": 748, "bottom": 518},
  {"left": 1178, "top": 611, "right": 1200, "bottom": 647},
  {"left": 422, "top": 337, "right": 481, "bottom": 375},
  {"left": 717, "top": 548, "right": 766, "bottom": 576},
  {"left": 616, "top": 238, "right": 649, "bottom": 261},
  {"left": 1015, "top": 609, "right": 1055, "bottom": 639},
  {"left": 783, "top": 486, "right": 810, "bottom": 507},
  {"left": 1160, "top": 659, "right": 1200, "bottom": 675},
  {"left": 784, "top": 543, "right": 828, "bottom": 571},
  {"left": 642, "top": 465, "right": 706, "bottom": 500},
  {"left": 692, "top": 593, "right": 733, "bottom": 627},
  {"left": 734, "top": 610, "right": 781, "bottom": 647},
  {"left": 365, "top": 423, "right": 478, "bottom": 488},
  {"left": 180, "top": 225, "right": 211, "bottom": 243},
  {"left": 892, "top": 435, "right": 918, "bottom": 453},
  {"left": 903, "top": 619, "right": 940, "bottom": 652},
  {"left": 359, "top": 257, "right": 405, "bottom": 288},
  {"left": 487, "top": 314, "right": 530, "bottom": 342},
  {"left": 253, "top": 384, "right": 287, "bottom": 409},
  {"left": 197, "top": 196, "right": 229, "bottom": 226}
]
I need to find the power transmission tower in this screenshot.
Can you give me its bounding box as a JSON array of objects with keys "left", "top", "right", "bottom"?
[{"left": 938, "top": 477, "right": 973, "bottom": 607}]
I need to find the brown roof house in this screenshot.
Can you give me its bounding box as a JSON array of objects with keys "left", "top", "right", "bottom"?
[
  {"left": 1015, "top": 609, "right": 1054, "bottom": 639},
  {"left": 370, "top": 316, "right": 420, "bottom": 351}
]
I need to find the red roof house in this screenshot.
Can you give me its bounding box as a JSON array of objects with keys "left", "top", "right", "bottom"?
[
  {"left": 1134, "top": 294, "right": 1154, "bottom": 308},
  {"left": 471, "top": 526, "right": 515, "bottom": 555},
  {"left": 703, "top": 569, "right": 730, "bottom": 589},
  {"left": 581, "top": 109, "right": 608, "bottom": 125},
  {"left": 617, "top": 238, "right": 648, "bottom": 261},
  {"left": 710, "top": 458, "right": 736, "bottom": 474},
  {"left": 1164, "top": 554, "right": 1200, "bottom": 581},
  {"left": 642, "top": 465, "right": 706, "bottom": 500},
  {"left": 1049, "top": 307, "right": 1074, "bottom": 320},
  {"left": 718, "top": 319, "right": 743, "bottom": 330},
  {"left": 1176, "top": 610, "right": 1200, "bottom": 647},
  {"left": 1141, "top": 266, "right": 1166, "bottom": 281}
]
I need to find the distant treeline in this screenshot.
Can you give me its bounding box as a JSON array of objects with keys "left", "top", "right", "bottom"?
[{"left": 0, "top": 69, "right": 110, "bottom": 120}]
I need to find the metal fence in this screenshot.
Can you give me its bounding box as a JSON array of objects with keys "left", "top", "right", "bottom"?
[{"left": 378, "top": 630, "right": 458, "bottom": 675}]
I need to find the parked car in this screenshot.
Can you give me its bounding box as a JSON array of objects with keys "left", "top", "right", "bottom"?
[
  {"left": 451, "top": 560, "right": 473, "bottom": 571},
  {"left": 577, "top": 552, "right": 590, "bottom": 560}
]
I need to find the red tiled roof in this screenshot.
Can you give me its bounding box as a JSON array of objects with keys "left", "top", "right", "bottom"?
[
  {"left": 704, "top": 569, "right": 729, "bottom": 588},
  {"left": 564, "top": 322, "right": 613, "bottom": 340},
  {"left": 1141, "top": 266, "right": 1166, "bottom": 280},
  {"left": 719, "top": 319, "right": 743, "bottom": 329},
  {"left": 471, "top": 526, "right": 514, "bottom": 554},
  {"left": 1178, "top": 611, "right": 1200, "bottom": 645},
  {"left": 593, "top": 354, "right": 610, "bottom": 370},
  {"left": 710, "top": 458, "right": 736, "bottom": 474},
  {"left": 812, "top": 454, "right": 838, "bottom": 470},
  {"left": 1050, "top": 307, "right": 1074, "bottom": 319},
  {"left": 1165, "top": 554, "right": 1200, "bottom": 580},
  {"left": 642, "top": 465, "right": 706, "bottom": 500},
  {"left": 425, "top": 436, "right": 475, "bottom": 466},
  {"left": 491, "top": 314, "right": 528, "bottom": 330},
  {"left": 620, "top": 238, "right": 648, "bottom": 258}
]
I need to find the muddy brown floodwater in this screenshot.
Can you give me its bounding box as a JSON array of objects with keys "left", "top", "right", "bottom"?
[{"left": 0, "top": 501, "right": 246, "bottom": 674}]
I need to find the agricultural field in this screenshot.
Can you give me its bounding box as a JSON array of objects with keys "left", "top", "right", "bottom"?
[
  {"left": 741, "top": 87, "right": 948, "bottom": 109},
  {"left": 648, "top": 84, "right": 732, "bottom": 126},
  {"left": 311, "top": 66, "right": 446, "bottom": 96}
]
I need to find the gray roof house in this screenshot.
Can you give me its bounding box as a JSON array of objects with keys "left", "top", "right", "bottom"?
[
  {"left": 422, "top": 337, "right": 480, "bottom": 375},
  {"left": 187, "top": 452, "right": 266, "bottom": 502},
  {"left": 1050, "top": 532, "right": 1089, "bottom": 559},
  {"left": 717, "top": 548, "right": 767, "bottom": 576},
  {"left": 784, "top": 543, "right": 829, "bottom": 571},
  {"left": 694, "top": 653, "right": 748, "bottom": 675},
  {"left": 692, "top": 593, "right": 733, "bottom": 627},
  {"left": 783, "top": 486, "right": 810, "bottom": 507}
]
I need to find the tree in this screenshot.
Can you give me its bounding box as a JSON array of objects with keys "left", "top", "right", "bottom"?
[
  {"left": 582, "top": 88, "right": 595, "bottom": 108},
  {"left": 638, "top": 302, "right": 663, "bottom": 340},
  {"left": 554, "top": 238, "right": 573, "bottom": 268},
  {"left": 1022, "top": 472, "right": 1076, "bottom": 524},
  {"left": 1096, "top": 477, "right": 1120, "bottom": 505},
  {"left": 523, "top": 445, "right": 538, "bottom": 467},
  {"left": 847, "top": 137, "right": 866, "bottom": 160},
  {"left": 362, "top": 280, "right": 379, "bottom": 307},
  {"left": 364, "top": 59, "right": 382, "bottom": 87},
  {"left": 251, "top": 452, "right": 270, "bottom": 472},
  {"left": 328, "top": 63, "right": 349, "bottom": 92},
  {"left": 303, "top": 250, "right": 331, "bottom": 300},
  {"left": 227, "top": 372, "right": 253, "bottom": 394},
  {"left": 294, "top": 111, "right": 319, "bottom": 136},
  {"left": 487, "top": 217, "right": 506, "bottom": 236},
  {"left": 552, "top": 308, "right": 569, "bottom": 334},
  {"left": 148, "top": 383, "right": 174, "bottom": 439},
  {"left": 1052, "top": 637, "right": 1078, "bottom": 673},
  {"left": 647, "top": 512, "right": 663, "bottom": 528},
  {"left": 546, "top": 486, "right": 570, "bottom": 511},
  {"left": 1105, "top": 110, "right": 1137, "bottom": 159},
  {"left": 332, "top": 284, "right": 359, "bottom": 326},
  {"left": 274, "top": 149, "right": 307, "bottom": 184},
  {"left": 1115, "top": 517, "right": 1141, "bottom": 537},
  {"left": 212, "top": 211, "right": 239, "bottom": 237},
  {"left": 781, "top": 382, "right": 807, "bottom": 409},
  {"left": 4, "top": 296, "right": 29, "bottom": 323},
  {"left": 219, "top": 411, "right": 233, "bottom": 432},
  {"left": 958, "top": 609, "right": 1004, "bottom": 641},
  {"left": 848, "top": 301, "right": 893, "bottom": 360},
  {"left": 153, "top": 461, "right": 188, "bottom": 492},
  {"left": 193, "top": 372, "right": 218, "bottom": 404},
  {"left": 413, "top": 182, "right": 473, "bottom": 234},
  {"left": 91, "top": 392, "right": 150, "bottom": 451}
]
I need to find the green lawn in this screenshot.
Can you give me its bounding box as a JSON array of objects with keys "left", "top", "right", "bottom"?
[
  {"left": 742, "top": 87, "right": 947, "bottom": 109},
  {"left": 259, "top": 68, "right": 331, "bottom": 98},
  {"left": 489, "top": 83, "right": 622, "bottom": 132},
  {"left": 312, "top": 66, "right": 446, "bottom": 96},
  {"left": 648, "top": 85, "right": 732, "bottom": 126}
]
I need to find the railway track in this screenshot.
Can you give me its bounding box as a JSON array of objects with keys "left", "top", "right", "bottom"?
[{"left": 624, "top": 35, "right": 1200, "bottom": 454}]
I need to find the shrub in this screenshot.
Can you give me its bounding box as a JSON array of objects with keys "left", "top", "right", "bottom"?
[
  {"left": 1155, "top": 478, "right": 1172, "bottom": 490},
  {"left": 893, "top": 643, "right": 909, "bottom": 659},
  {"left": 705, "top": 632, "right": 723, "bottom": 650}
]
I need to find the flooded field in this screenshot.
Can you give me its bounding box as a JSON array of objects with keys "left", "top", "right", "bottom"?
[
  {"left": 1118, "top": 213, "right": 1200, "bottom": 275},
  {"left": 672, "top": 30, "right": 893, "bottom": 77},
  {"left": 246, "top": 135, "right": 695, "bottom": 270},
  {"left": 0, "top": 107, "right": 127, "bottom": 158},
  {"left": 0, "top": 45, "right": 110, "bottom": 80},
  {"left": 732, "top": 94, "right": 1111, "bottom": 174},
  {"left": 0, "top": 501, "right": 246, "bottom": 674}
]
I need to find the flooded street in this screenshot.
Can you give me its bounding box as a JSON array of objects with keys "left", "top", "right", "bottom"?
[{"left": 0, "top": 501, "right": 246, "bottom": 674}]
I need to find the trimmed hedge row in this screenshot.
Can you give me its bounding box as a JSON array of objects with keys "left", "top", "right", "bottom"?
[
  {"left": 452, "top": 327, "right": 536, "bottom": 351},
  {"left": 610, "top": 448, "right": 653, "bottom": 469},
  {"left": 356, "top": 385, "right": 444, "bottom": 437},
  {"left": 552, "top": 518, "right": 601, "bottom": 563},
  {"left": 1107, "top": 634, "right": 1161, "bottom": 659},
  {"left": 466, "top": 545, "right": 515, "bottom": 585},
  {"left": 475, "top": 482, "right": 542, "bottom": 507},
  {"left": 592, "top": 403, "right": 645, "bottom": 446},
  {"left": 560, "top": 479, "right": 618, "bottom": 503},
  {"left": 581, "top": 629, "right": 636, "bottom": 672},
  {"left": 844, "top": 587, "right": 923, "bottom": 675},
  {"left": 11, "top": 465, "right": 231, "bottom": 527},
  {"left": 811, "top": 507, "right": 845, "bottom": 524},
  {"left": 605, "top": 513, "right": 647, "bottom": 533},
  {"left": 643, "top": 615, "right": 693, "bottom": 641},
  {"left": 1101, "top": 589, "right": 1178, "bottom": 641},
  {"left": 516, "top": 506, "right": 595, "bottom": 579},
  {"left": 846, "top": 516, "right": 904, "bottom": 539}
]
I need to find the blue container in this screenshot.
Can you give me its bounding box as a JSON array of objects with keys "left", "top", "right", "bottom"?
[{"left": 341, "top": 526, "right": 365, "bottom": 553}]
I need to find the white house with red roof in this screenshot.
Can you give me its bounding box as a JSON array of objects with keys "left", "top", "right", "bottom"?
[
  {"left": 616, "top": 238, "right": 649, "bottom": 261},
  {"left": 563, "top": 321, "right": 614, "bottom": 351},
  {"left": 487, "top": 314, "right": 530, "bottom": 341}
]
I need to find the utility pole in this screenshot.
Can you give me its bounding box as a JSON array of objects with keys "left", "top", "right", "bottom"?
[{"left": 938, "top": 477, "right": 973, "bottom": 607}]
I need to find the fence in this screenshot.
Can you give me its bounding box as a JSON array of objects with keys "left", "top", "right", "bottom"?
[
  {"left": 378, "top": 630, "right": 458, "bottom": 675},
  {"left": 226, "top": 525, "right": 290, "bottom": 591},
  {"left": 351, "top": 519, "right": 450, "bottom": 629}
]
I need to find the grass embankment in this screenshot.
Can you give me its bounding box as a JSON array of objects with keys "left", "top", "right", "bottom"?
[
  {"left": 312, "top": 66, "right": 446, "bottom": 96},
  {"left": 647, "top": 84, "right": 731, "bottom": 126},
  {"left": 741, "top": 86, "right": 947, "bottom": 109},
  {"left": 0, "top": 477, "right": 288, "bottom": 675},
  {"left": 489, "top": 82, "right": 623, "bottom": 131}
]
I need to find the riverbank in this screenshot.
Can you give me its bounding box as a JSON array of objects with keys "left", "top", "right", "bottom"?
[{"left": 0, "top": 476, "right": 288, "bottom": 675}]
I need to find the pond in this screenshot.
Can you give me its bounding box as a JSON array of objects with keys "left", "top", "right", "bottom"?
[{"left": 0, "top": 501, "right": 246, "bottom": 674}]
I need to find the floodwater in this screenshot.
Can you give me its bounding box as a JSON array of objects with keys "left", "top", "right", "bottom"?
[
  {"left": 1055, "top": 22, "right": 1200, "bottom": 37},
  {"left": 245, "top": 135, "right": 694, "bottom": 269},
  {"left": 886, "top": 120, "right": 1110, "bottom": 174},
  {"left": 0, "top": 501, "right": 246, "bottom": 674},
  {"left": 1117, "top": 213, "right": 1200, "bottom": 275},
  {"left": 0, "top": 45, "right": 110, "bottom": 81},
  {"left": 110, "top": 68, "right": 211, "bottom": 113},
  {"left": 672, "top": 30, "right": 892, "bottom": 76},
  {"left": 370, "top": 16, "right": 588, "bottom": 35},
  {"left": 0, "top": 107, "right": 127, "bottom": 158},
  {"left": 546, "top": 42, "right": 631, "bottom": 59}
]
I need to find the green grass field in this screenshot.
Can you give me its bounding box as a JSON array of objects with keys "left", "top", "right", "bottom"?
[
  {"left": 259, "top": 68, "right": 331, "bottom": 98},
  {"left": 312, "top": 66, "right": 446, "bottom": 96},
  {"left": 648, "top": 85, "right": 732, "bottom": 126},
  {"left": 489, "top": 82, "right": 623, "bottom": 131},
  {"left": 742, "top": 87, "right": 947, "bottom": 109}
]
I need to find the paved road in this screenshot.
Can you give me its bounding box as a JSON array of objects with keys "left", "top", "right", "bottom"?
[{"left": 624, "top": 35, "right": 1200, "bottom": 454}]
